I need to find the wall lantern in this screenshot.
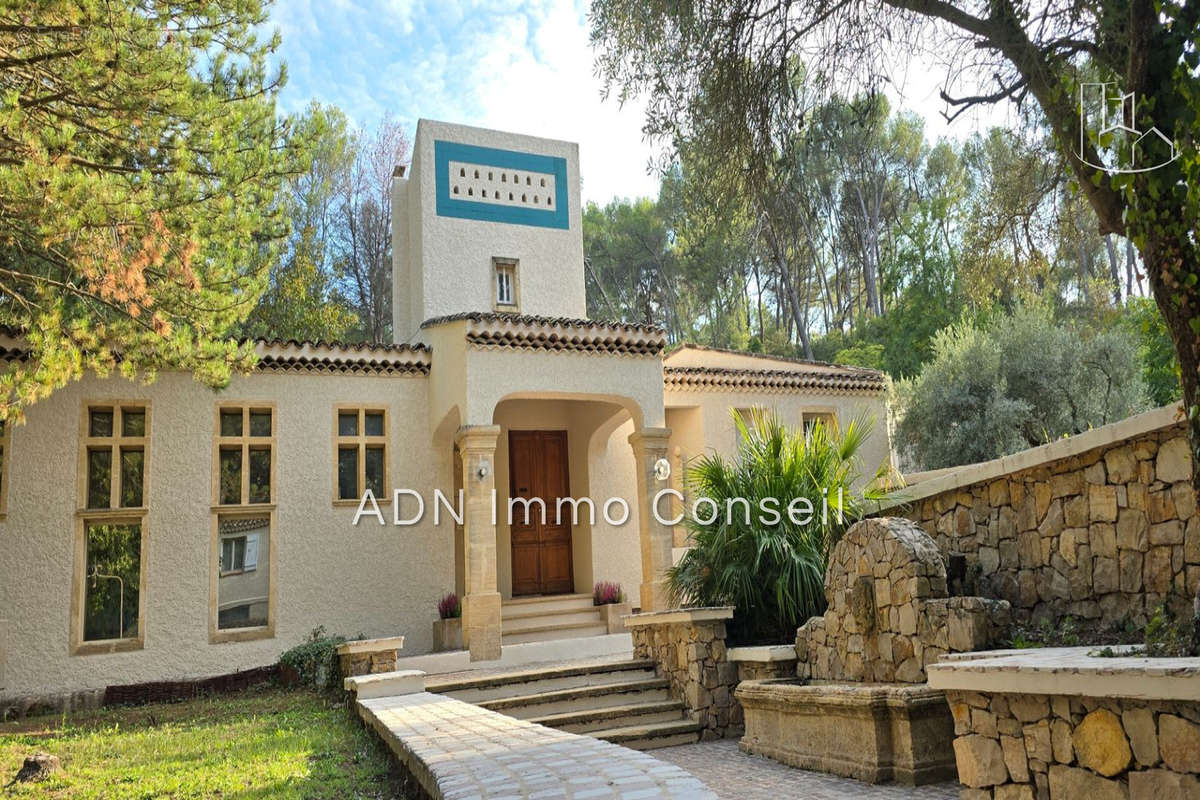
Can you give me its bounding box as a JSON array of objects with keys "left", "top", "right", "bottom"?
[{"left": 653, "top": 458, "right": 671, "bottom": 482}]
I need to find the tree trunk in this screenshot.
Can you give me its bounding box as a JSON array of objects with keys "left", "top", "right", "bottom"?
[
  {"left": 1145, "top": 239, "right": 1200, "bottom": 493},
  {"left": 1127, "top": 239, "right": 1137, "bottom": 298},
  {"left": 1105, "top": 235, "right": 1122, "bottom": 304}
]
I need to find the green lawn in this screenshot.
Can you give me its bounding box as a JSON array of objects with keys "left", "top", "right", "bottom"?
[{"left": 0, "top": 686, "right": 409, "bottom": 798}]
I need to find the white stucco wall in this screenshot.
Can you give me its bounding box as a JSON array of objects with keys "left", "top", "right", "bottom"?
[
  {"left": 0, "top": 369, "right": 450, "bottom": 699},
  {"left": 395, "top": 120, "right": 586, "bottom": 342},
  {"left": 664, "top": 389, "right": 893, "bottom": 490}
]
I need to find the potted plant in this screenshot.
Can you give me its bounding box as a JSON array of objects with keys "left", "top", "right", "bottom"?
[
  {"left": 432, "top": 592, "right": 463, "bottom": 652},
  {"left": 593, "top": 581, "right": 633, "bottom": 634}
]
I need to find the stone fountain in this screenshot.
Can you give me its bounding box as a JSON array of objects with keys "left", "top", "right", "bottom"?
[{"left": 736, "top": 517, "right": 1011, "bottom": 785}]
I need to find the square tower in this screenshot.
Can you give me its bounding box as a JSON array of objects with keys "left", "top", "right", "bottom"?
[{"left": 393, "top": 120, "right": 587, "bottom": 342}]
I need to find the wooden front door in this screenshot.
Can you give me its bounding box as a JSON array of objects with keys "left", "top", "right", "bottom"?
[{"left": 509, "top": 430, "right": 573, "bottom": 596}]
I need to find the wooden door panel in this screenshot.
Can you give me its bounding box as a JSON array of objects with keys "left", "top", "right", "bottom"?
[
  {"left": 509, "top": 431, "right": 540, "bottom": 596},
  {"left": 508, "top": 430, "right": 573, "bottom": 596}
]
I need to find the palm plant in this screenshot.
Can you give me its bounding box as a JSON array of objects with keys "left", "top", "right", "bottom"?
[{"left": 666, "top": 409, "right": 894, "bottom": 644}]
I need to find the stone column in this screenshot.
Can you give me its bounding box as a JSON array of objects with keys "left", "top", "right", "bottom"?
[
  {"left": 455, "top": 425, "right": 502, "bottom": 661},
  {"left": 629, "top": 427, "right": 674, "bottom": 612}
]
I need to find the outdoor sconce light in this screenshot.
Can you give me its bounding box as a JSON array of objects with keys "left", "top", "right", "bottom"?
[
  {"left": 653, "top": 458, "right": 671, "bottom": 482},
  {"left": 477, "top": 459, "right": 491, "bottom": 480}
]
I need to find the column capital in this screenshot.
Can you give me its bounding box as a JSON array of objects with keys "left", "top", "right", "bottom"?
[
  {"left": 455, "top": 424, "right": 501, "bottom": 452},
  {"left": 627, "top": 426, "right": 672, "bottom": 450}
]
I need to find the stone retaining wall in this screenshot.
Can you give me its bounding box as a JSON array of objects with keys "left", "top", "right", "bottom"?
[
  {"left": 896, "top": 407, "right": 1200, "bottom": 628},
  {"left": 947, "top": 689, "right": 1200, "bottom": 798},
  {"left": 626, "top": 608, "right": 741, "bottom": 739}
]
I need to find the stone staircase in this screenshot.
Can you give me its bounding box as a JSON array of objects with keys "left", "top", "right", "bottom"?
[
  {"left": 424, "top": 658, "right": 701, "bottom": 750},
  {"left": 501, "top": 593, "right": 608, "bottom": 645}
]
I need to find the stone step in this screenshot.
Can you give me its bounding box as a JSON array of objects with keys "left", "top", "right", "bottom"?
[
  {"left": 501, "top": 621, "right": 609, "bottom": 645},
  {"left": 501, "top": 607, "right": 605, "bottom": 631},
  {"left": 527, "top": 699, "right": 688, "bottom": 734},
  {"left": 427, "top": 658, "right": 656, "bottom": 704},
  {"left": 594, "top": 718, "right": 704, "bottom": 750},
  {"left": 477, "top": 678, "right": 672, "bottom": 718},
  {"left": 501, "top": 593, "right": 595, "bottom": 615}
]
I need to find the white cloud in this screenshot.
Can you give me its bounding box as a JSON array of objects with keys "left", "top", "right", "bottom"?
[
  {"left": 273, "top": 0, "right": 662, "bottom": 203},
  {"left": 459, "top": 0, "right": 662, "bottom": 203}
]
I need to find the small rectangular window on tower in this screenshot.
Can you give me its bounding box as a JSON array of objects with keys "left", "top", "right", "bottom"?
[{"left": 493, "top": 258, "right": 519, "bottom": 310}]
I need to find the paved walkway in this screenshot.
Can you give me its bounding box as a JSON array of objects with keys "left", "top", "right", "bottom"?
[
  {"left": 653, "top": 739, "right": 960, "bottom": 800},
  {"left": 358, "top": 690, "right": 716, "bottom": 799}
]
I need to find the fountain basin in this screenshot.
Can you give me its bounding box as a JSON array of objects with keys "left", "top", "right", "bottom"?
[{"left": 735, "top": 678, "right": 956, "bottom": 785}]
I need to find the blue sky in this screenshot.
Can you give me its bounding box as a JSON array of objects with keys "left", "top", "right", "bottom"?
[{"left": 268, "top": 0, "right": 1013, "bottom": 205}]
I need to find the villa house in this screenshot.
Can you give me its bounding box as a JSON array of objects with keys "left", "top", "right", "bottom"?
[{"left": 0, "top": 120, "right": 890, "bottom": 708}]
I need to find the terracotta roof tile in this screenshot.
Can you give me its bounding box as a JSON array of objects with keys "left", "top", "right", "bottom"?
[
  {"left": 664, "top": 365, "right": 888, "bottom": 395},
  {"left": 422, "top": 311, "right": 666, "bottom": 357}
]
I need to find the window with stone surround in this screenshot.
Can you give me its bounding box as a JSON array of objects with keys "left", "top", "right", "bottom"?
[
  {"left": 214, "top": 513, "right": 272, "bottom": 636},
  {"left": 334, "top": 406, "right": 388, "bottom": 503},
  {"left": 81, "top": 404, "right": 149, "bottom": 510},
  {"left": 74, "top": 403, "right": 150, "bottom": 655},
  {"left": 494, "top": 258, "right": 519, "bottom": 310},
  {"left": 211, "top": 406, "right": 275, "bottom": 642},
  {"left": 72, "top": 518, "right": 147, "bottom": 654},
  {"left": 802, "top": 410, "right": 838, "bottom": 438},
  {"left": 214, "top": 405, "right": 275, "bottom": 507}
]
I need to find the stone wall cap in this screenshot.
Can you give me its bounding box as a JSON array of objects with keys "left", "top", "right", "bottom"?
[
  {"left": 335, "top": 635, "right": 406, "bottom": 655},
  {"left": 884, "top": 403, "right": 1183, "bottom": 509},
  {"left": 726, "top": 645, "right": 798, "bottom": 662},
  {"left": 735, "top": 677, "right": 948, "bottom": 705},
  {"left": 927, "top": 646, "right": 1200, "bottom": 701},
  {"left": 343, "top": 669, "right": 426, "bottom": 698},
  {"left": 622, "top": 606, "right": 734, "bottom": 627}
]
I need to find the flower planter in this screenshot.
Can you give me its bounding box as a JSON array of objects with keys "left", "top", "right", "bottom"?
[
  {"left": 432, "top": 617, "right": 463, "bottom": 652},
  {"left": 597, "top": 601, "right": 633, "bottom": 634}
]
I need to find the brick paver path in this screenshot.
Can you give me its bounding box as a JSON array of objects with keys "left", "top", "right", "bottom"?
[
  {"left": 653, "top": 739, "right": 960, "bottom": 800},
  {"left": 359, "top": 690, "right": 717, "bottom": 799}
]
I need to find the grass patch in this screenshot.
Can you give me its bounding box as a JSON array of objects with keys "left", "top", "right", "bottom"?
[{"left": 0, "top": 685, "right": 409, "bottom": 798}]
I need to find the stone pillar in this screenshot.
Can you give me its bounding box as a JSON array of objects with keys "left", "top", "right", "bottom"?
[
  {"left": 629, "top": 427, "right": 675, "bottom": 612},
  {"left": 456, "top": 425, "right": 502, "bottom": 661}
]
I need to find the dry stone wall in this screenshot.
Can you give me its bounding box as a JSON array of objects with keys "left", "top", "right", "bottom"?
[
  {"left": 948, "top": 688, "right": 1200, "bottom": 799},
  {"left": 796, "top": 517, "right": 1010, "bottom": 684},
  {"left": 627, "top": 609, "right": 741, "bottom": 739},
  {"left": 903, "top": 416, "right": 1200, "bottom": 628}
]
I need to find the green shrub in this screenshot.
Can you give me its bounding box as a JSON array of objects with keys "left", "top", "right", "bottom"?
[
  {"left": 897, "top": 305, "right": 1149, "bottom": 470},
  {"left": 1142, "top": 604, "right": 1199, "bottom": 657},
  {"left": 667, "top": 410, "right": 892, "bottom": 645},
  {"left": 1119, "top": 296, "right": 1182, "bottom": 407},
  {"left": 279, "top": 626, "right": 347, "bottom": 690}
]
